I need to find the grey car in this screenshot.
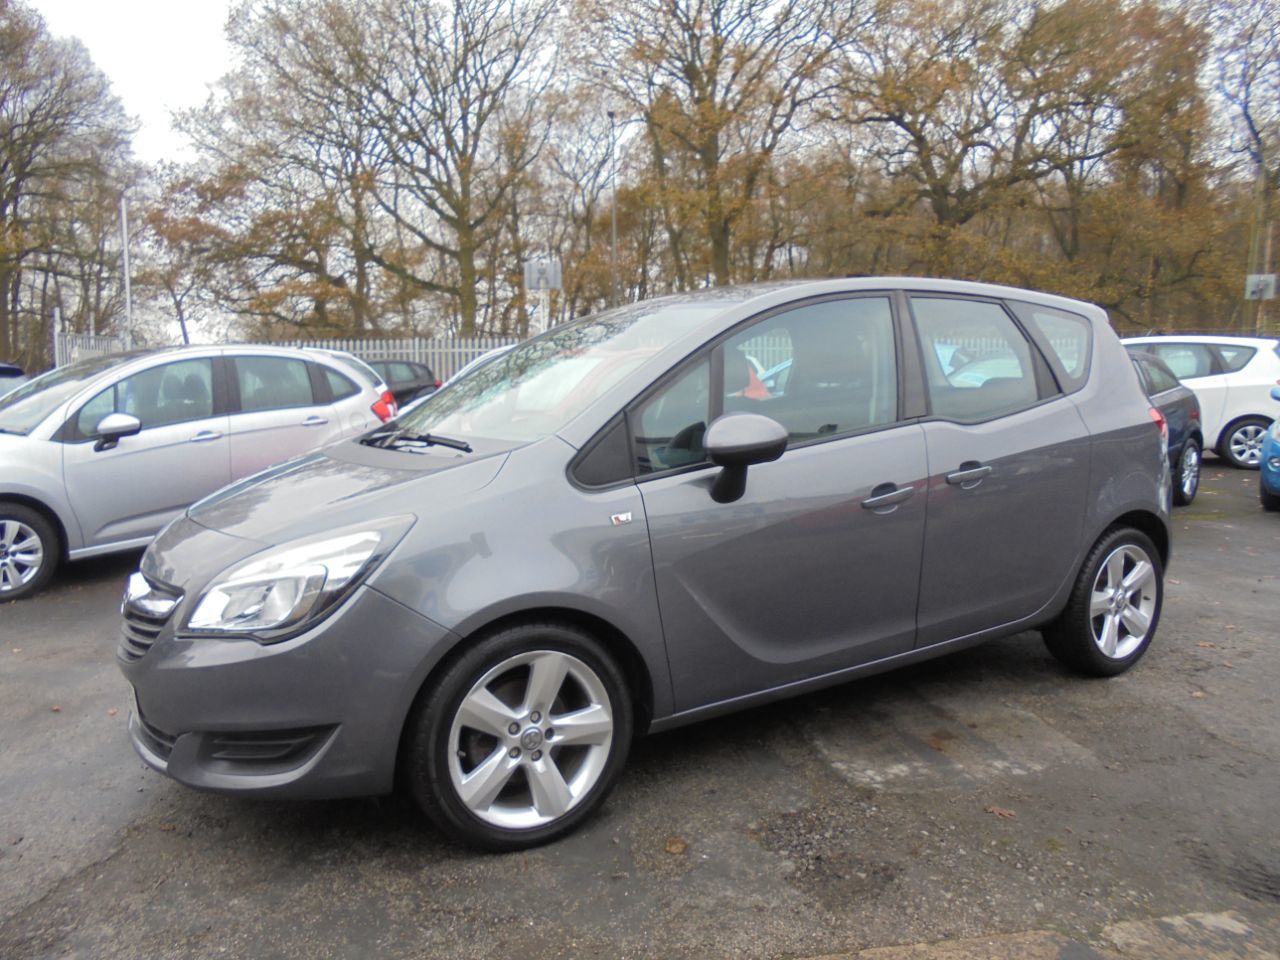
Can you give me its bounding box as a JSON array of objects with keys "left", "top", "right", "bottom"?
[
  {"left": 0, "top": 345, "right": 397, "bottom": 600},
  {"left": 118, "top": 279, "right": 1171, "bottom": 850}
]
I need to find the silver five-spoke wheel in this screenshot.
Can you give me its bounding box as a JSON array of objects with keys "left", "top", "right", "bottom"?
[
  {"left": 447, "top": 649, "right": 614, "bottom": 830},
  {"left": 1228, "top": 423, "right": 1266, "bottom": 467},
  {"left": 0, "top": 519, "right": 44, "bottom": 593},
  {"left": 1178, "top": 443, "right": 1199, "bottom": 502},
  {"left": 1088, "top": 544, "right": 1157, "bottom": 660}
]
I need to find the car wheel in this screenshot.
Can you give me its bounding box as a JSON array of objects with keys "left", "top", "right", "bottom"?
[
  {"left": 1172, "top": 439, "right": 1201, "bottom": 506},
  {"left": 1218, "top": 417, "right": 1270, "bottom": 469},
  {"left": 0, "top": 503, "right": 58, "bottom": 602},
  {"left": 1262, "top": 483, "right": 1280, "bottom": 512},
  {"left": 1043, "top": 527, "right": 1163, "bottom": 677},
  {"left": 404, "top": 622, "right": 633, "bottom": 850}
]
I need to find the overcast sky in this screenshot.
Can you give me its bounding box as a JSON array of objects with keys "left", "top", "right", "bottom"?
[{"left": 30, "top": 0, "right": 234, "bottom": 165}]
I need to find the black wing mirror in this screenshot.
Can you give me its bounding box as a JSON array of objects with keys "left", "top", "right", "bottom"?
[
  {"left": 705, "top": 413, "right": 787, "bottom": 503},
  {"left": 94, "top": 413, "right": 142, "bottom": 452}
]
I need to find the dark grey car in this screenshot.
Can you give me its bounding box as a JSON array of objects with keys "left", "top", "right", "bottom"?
[{"left": 119, "top": 279, "right": 1171, "bottom": 850}]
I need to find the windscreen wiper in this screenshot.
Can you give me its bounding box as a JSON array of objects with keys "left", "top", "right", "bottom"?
[{"left": 362, "top": 429, "right": 472, "bottom": 453}]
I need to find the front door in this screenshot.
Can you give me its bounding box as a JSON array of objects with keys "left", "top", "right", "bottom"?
[
  {"left": 636, "top": 295, "right": 929, "bottom": 711},
  {"left": 61, "top": 357, "right": 231, "bottom": 547}
]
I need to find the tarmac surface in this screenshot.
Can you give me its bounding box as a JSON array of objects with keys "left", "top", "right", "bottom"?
[{"left": 1, "top": 466, "right": 1277, "bottom": 959}]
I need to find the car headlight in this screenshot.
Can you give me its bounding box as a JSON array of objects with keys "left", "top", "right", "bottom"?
[{"left": 184, "top": 516, "right": 414, "bottom": 641}]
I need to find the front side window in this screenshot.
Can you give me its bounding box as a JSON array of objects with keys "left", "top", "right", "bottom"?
[
  {"left": 1147, "top": 342, "right": 1216, "bottom": 380},
  {"left": 633, "top": 360, "right": 711, "bottom": 474},
  {"left": 235, "top": 357, "right": 315, "bottom": 412},
  {"left": 912, "top": 297, "right": 1043, "bottom": 422},
  {"left": 74, "top": 358, "right": 215, "bottom": 438}
]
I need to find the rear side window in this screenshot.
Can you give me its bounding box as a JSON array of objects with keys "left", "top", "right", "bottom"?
[
  {"left": 1016, "top": 305, "right": 1092, "bottom": 391},
  {"left": 1142, "top": 359, "right": 1180, "bottom": 395},
  {"left": 1147, "top": 342, "right": 1216, "bottom": 379},
  {"left": 234, "top": 356, "right": 315, "bottom": 412},
  {"left": 1214, "top": 344, "right": 1256, "bottom": 373},
  {"left": 74, "top": 358, "right": 214, "bottom": 438},
  {"left": 389, "top": 362, "right": 416, "bottom": 383},
  {"left": 911, "top": 297, "right": 1046, "bottom": 422},
  {"left": 323, "top": 367, "right": 359, "bottom": 401}
]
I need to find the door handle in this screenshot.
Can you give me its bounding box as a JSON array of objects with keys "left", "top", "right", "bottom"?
[
  {"left": 302, "top": 416, "right": 329, "bottom": 427},
  {"left": 861, "top": 483, "right": 915, "bottom": 512},
  {"left": 946, "top": 462, "right": 993, "bottom": 488},
  {"left": 188, "top": 430, "right": 222, "bottom": 443}
]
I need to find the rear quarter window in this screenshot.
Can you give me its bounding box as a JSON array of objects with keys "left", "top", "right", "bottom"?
[{"left": 1011, "top": 303, "right": 1092, "bottom": 391}]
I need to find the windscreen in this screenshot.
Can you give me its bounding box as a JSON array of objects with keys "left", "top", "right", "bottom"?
[
  {"left": 395, "top": 300, "right": 725, "bottom": 444},
  {"left": 0, "top": 354, "right": 132, "bottom": 435}
]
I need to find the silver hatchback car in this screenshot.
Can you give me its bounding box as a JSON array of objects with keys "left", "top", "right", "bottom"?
[
  {"left": 119, "top": 279, "right": 1171, "bottom": 850},
  {"left": 0, "top": 345, "right": 398, "bottom": 599}
]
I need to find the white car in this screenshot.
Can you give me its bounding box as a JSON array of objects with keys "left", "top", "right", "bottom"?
[
  {"left": 0, "top": 344, "right": 397, "bottom": 599},
  {"left": 1122, "top": 335, "right": 1280, "bottom": 468}
]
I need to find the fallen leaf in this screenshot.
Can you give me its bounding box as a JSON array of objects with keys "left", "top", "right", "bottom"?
[
  {"left": 1196, "top": 641, "right": 1216, "bottom": 649},
  {"left": 664, "top": 836, "right": 688, "bottom": 855},
  {"left": 1169, "top": 579, "right": 1181, "bottom": 585},
  {"left": 927, "top": 736, "right": 947, "bottom": 752},
  {"left": 1224, "top": 624, "right": 1237, "bottom": 630},
  {"left": 10, "top": 648, "right": 20, "bottom": 654},
  {"left": 107, "top": 708, "right": 118, "bottom": 717},
  {"left": 50, "top": 705, "right": 61, "bottom": 713},
  {"left": 984, "top": 806, "right": 1017, "bottom": 819},
  {"left": 1191, "top": 691, "right": 1206, "bottom": 699},
  {"left": 1222, "top": 661, "right": 1234, "bottom": 668},
  {"left": 158, "top": 824, "right": 176, "bottom": 832}
]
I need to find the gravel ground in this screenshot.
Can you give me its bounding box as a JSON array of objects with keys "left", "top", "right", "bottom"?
[{"left": 1, "top": 466, "right": 1277, "bottom": 959}]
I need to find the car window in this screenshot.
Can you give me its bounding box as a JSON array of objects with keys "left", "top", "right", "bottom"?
[
  {"left": 1142, "top": 359, "right": 1180, "bottom": 395},
  {"left": 912, "top": 297, "right": 1042, "bottom": 422},
  {"left": 1147, "top": 342, "right": 1216, "bottom": 379},
  {"left": 389, "top": 362, "right": 416, "bottom": 383},
  {"left": 323, "top": 367, "right": 359, "bottom": 401},
  {"left": 633, "top": 359, "right": 710, "bottom": 474},
  {"left": 0, "top": 353, "right": 133, "bottom": 436},
  {"left": 74, "top": 358, "right": 214, "bottom": 438},
  {"left": 1019, "top": 306, "right": 1091, "bottom": 390},
  {"left": 234, "top": 356, "right": 315, "bottom": 412},
  {"left": 1214, "top": 344, "right": 1256, "bottom": 373},
  {"left": 722, "top": 297, "right": 897, "bottom": 439}
]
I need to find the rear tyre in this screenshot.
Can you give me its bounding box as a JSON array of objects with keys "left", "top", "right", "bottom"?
[
  {"left": 1172, "top": 439, "right": 1201, "bottom": 506},
  {"left": 1043, "top": 527, "right": 1163, "bottom": 677},
  {"left": 1218, "top": 417, "right": 1270, "bottom": 469},
  {"left": 0, "top": 503, "right": 58, "bottom": 602},
  {"left": 404, "top": 622, "right": 633, "bottom": 851}
]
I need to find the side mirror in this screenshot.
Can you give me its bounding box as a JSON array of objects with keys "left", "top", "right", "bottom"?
[
  {"left": 94, "top": 413, "right": 142, "bottom": 452},
  {"left": 1270, "top": 386, "right": 1280, "bottom": 402},
  {"left": 705, "top": 413, "right": 787, "bottom": 503}
]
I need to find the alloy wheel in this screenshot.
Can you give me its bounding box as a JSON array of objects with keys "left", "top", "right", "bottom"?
[
  {"left": 0, "top": 520, "right": 44, "bottom": 593},
  {"left": 447, "top": 649, "right": 614, "bottom": 830},
  {"left": 1229, "top": 424, "right": 1266, "bottom": 467},
  {"left": 1179, "top": 444, "right": 1200, "bottom": 501},
  {"left": 1089, "top": 544, "right": 1157, "bottom": 660}
]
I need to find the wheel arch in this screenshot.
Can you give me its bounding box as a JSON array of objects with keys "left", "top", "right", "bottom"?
[
  {"left": 1216, "top": 413, "right": 1273, "bottom": 454},
  {"left": 1108, "top": 509, "right": 1169, "bottom": 569},
  {"left": 0, "top": 493, "right": 69, "bottom": 559}
]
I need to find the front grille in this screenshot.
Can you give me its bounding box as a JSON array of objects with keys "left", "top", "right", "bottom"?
[
  {"left": 137, "top": 710, "right": 177, "bottom": 760},
  {"left": 117, "top": 573, "right": 182, "bottom": 663}
]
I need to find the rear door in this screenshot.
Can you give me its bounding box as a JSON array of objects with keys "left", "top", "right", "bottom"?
[
  {"left": 60, "top": 357, "right": 231, "bottom": 547},
  {"left": 637, "top": 294, "right": 929, "bottom": 710},
  {"left": 226, "top": 354, "right": 341, "bottom": 477},
  {"left": 908, "top": 295, "right": 1091, "bottom": 646}
]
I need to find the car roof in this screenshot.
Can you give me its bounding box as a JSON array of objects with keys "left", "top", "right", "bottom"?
[{"left": 1122, "top": 334, "right": 1280, "bottom": 348}]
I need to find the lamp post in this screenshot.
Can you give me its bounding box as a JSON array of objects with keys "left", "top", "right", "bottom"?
[
  {"left": 119, "top": 193, "right": 133, "bottom": 348},
  {"left": 608, "top": 110, "right": 619, "bottom": 308}
]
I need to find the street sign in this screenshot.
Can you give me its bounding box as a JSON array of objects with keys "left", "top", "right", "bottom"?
[
  {"left": 1245, "top": 274, "right": 1276, "bottom": 300},
  {"left": 524, "top": 257, "right": 562, "bottom": 292}
]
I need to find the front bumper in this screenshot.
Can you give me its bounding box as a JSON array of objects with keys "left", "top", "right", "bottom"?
[{"left": 119, "top": 585, "right": 458, "bottom": 799}]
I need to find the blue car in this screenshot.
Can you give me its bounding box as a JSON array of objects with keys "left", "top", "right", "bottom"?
[{"left": 1262, "top": 386, "right": 1280, "bottom": 512}]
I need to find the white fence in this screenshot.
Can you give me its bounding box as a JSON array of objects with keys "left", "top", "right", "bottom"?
[{"left": 53, "top": 332, "right": 518, "bottom": 380}]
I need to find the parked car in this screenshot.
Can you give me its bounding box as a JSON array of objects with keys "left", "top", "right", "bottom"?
[
  {"left": 1130, "top": 351, "right": 1202, "bottom": 506},
  {"left": 1122, "top": 335, "right": 1280, "bottom": 469},
  {"left": 119, "top": 279, "right": 1169, "bottom": 851},
  {"left": 0, "top": 362, "right": 25, "bottom": 396},
  {"left": 1261, "top": 386, "right": 1280, "bottom": 512},
  {"left": 0, "top": 345, "right": 398, "bottom": 600},
  {"left": 369, "top": 359, "right": 442, "bottom": 406}
]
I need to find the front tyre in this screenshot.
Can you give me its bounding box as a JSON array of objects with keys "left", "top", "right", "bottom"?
[
  {"left": 1262, "top": 482, "right": 1280, "bottom": 512},
  {"left": 1172, "top": 438, "right": 1201, "bottom": 506},
  {"left": 0, "top": 503, "right": 58, "bottom": 601},
  {"left": 404, "top": 622, "right": 633, "bottom": 850},
  {"left": 1043, "top": 527, "right": 1163, "bottom": 677}
]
